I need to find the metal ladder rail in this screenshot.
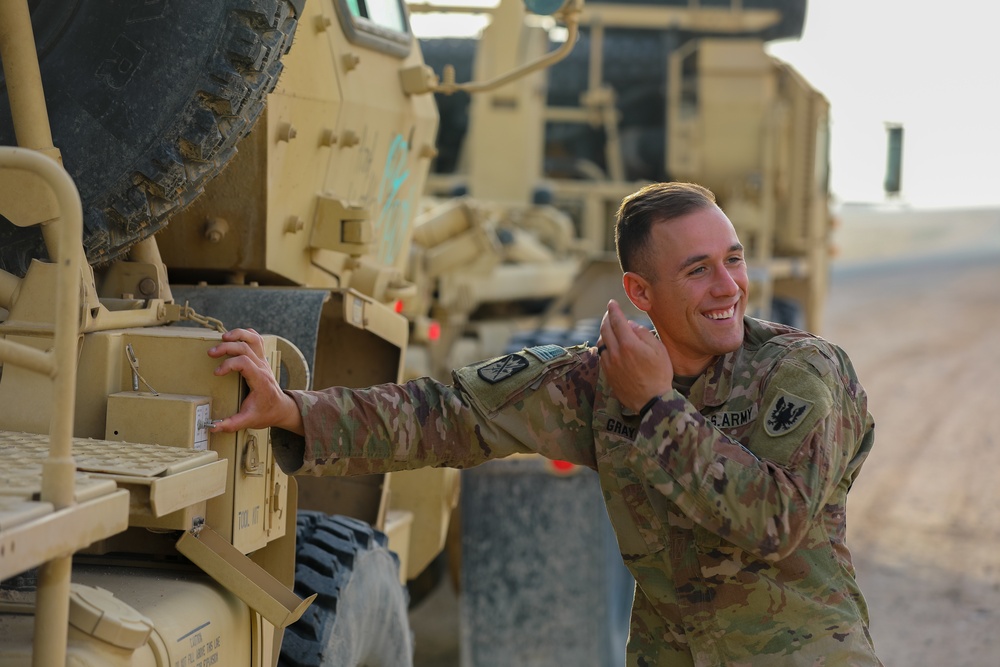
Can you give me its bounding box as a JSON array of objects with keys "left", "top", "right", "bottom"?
[
  {"left": 0, "top": 149, "right": 86, "bottom": 667},
  {"left": 0, "top": 2, "right": 87, "bottom": 657},
  {"left": 0, "top": 0, "right": 83, "bottom": 666}
]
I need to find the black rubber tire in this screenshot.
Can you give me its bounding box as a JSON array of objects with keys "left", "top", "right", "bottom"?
[
  {"left": 0, "top": 0, "right": 300, "bottom": 276},
  {"left": 280, "top": 512, "right": 414, "bottom": 667}
]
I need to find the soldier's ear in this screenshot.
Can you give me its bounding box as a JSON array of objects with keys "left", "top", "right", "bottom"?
[{"left": 623, "top": 272, "right": 652, "bottom": 312}]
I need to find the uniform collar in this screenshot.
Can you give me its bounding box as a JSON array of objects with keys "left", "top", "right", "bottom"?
[
  {"left": 595, "top": 317, "right": 753, "bottom": 413},
  {"left": 684, "top": 317, "right": 756, "bottom": 409},
  {"left": 693, "top": 350, "right": 736, "bottom": 408}
]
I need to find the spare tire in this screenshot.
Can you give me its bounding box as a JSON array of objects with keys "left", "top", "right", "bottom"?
[{"left": 0, "top": 0, "right": 300, "bottom": 276}]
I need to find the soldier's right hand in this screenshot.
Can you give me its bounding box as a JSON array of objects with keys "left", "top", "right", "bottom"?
[
  {"left": 207, "top": 328, "right": 305, "bottom": 435},
  {"left": 598, "top": 300, "right": 673, "bottom": 412}
]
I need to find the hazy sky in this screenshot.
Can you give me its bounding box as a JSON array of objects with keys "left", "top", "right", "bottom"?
[{"left": 768, "top": 0, "right": 1000, "bottom": 209}]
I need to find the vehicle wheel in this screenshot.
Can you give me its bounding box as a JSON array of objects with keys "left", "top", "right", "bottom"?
[
  {"left": 0, "top": 0, "right": 300, "bottom": 276},
  {"left": 280, "top": 512, "right": 414, "bottom": 667}
]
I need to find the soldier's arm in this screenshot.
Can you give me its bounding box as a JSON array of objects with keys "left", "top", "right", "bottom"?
[
  {"left": 632, "top": 345, "right": 872, "bottom": 561},
  {"left": 284, "top": 345, "right": 600, "bottom": 476}
]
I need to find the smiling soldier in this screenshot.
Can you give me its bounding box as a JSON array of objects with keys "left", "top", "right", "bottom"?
[{"left": 210, "top": 182, "right": 882, "bottom": 666}]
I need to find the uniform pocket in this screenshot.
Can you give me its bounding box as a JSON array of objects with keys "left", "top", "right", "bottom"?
[
  {"left": 692, "top": 524, "right": 723, "bottom": 549},
  {"left": 599, "top": 442, "right": 671, "bottom": 557}
]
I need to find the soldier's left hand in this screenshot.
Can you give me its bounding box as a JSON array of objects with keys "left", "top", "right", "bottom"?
[
  {"left": 599, "top": 300, "right": 673, "bottom": 413},
  {"left": 207, "top": 328, "right": 304, "bottom": 434}
]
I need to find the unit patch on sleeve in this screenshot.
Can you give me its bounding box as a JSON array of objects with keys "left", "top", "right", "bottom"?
[
  {"left": 764, "top": 390, "right": 813, "bottom": 436},
  {"left": 524, "top": 344, "right": 568, "bottom": 363},
  {"left": 477, "top": 354, "right": 530, "bottom": 384}
]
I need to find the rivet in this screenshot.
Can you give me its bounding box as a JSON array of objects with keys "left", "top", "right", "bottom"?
[
  {"left": 342, "top": 52, "right": 361, "bottom": 71},
  {"left": 203, "top": 217, "right": 229, "bottom": 243},
  {"left": 277, "top": 122, "right": 297, "bottom": 142},
  {"left": 341, "top": 130, "right": 360, "bottom": 147},
  {"left": 138, "top": 277, "right": 157, "bottom": 297}
]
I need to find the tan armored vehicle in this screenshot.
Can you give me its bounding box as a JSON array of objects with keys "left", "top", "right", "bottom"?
[
  {"left": 0, "top": 1, "right": 583, "bottom": 665},
  {"left": 0, "top": 0, "right": 830, "bottom": 664},
  {"left": 410, "top": 1, "right": 832, "bottom": 664},
  {"left": 420, "top": 0, "right": 831, "bottom": 340}
]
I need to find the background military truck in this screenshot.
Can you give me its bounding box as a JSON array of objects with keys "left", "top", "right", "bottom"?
[
  {"left": 404, "top": 1, "right": 833, "bottom": 664},
  {"left": 418, "top": 0, "right": 831, "bottom": 340},
  {"left": 0, "top": 0, "right": 587, "bottom": 665},
  {"left": 0, "top": 0, "right": 831, "bottom": 665}
]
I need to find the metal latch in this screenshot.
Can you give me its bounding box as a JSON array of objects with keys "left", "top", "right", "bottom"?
[
  {"left": 242, "top": 434, "right": 263, "bottom": 476},
  {"left": 310, "top": 196, "right": 372, "bottom": 257}
]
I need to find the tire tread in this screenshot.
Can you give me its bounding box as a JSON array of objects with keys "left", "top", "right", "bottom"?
[{"left": 0, "top": 0, "right": 300, "bottom": 275}]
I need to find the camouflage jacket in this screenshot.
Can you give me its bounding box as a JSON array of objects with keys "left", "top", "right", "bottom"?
[{"left": 286, "top": 317, "right": 881, "bottom": 666}]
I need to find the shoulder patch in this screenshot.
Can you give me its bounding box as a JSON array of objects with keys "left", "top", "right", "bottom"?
[
  {"left": 764, "top": 390, "right": 813, "bottom": 436},
  {"left": 524, "top": 344, "right": 568, "bottom": 362},
  {"left": 477, "top": 354, "right": 530, "bottom": 384}
]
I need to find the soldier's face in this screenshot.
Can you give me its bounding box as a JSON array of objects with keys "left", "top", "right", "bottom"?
[{"left": 632, "top": 205, "right": 749, "bottom": 375}]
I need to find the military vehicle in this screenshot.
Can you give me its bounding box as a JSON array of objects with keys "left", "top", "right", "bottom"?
[
  {"left": 0, "top": 0, "right": 590, "bottom": 665},
  {"left": 419, "top": 0, "right": 831, "bottom": 338},
  {"left": 407, "top": 1, "right": 833, "bottom": 664},
  {"left": 0, "top": 0, "right": 830, "bottom": 664}
]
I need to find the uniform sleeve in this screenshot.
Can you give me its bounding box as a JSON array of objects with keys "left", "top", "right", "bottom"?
[
  {"left": 285, "top": 345, "right": 600, "bottom": 476},
  {"left": 630, "top": 344, "right": 872, "bottom": 561}
]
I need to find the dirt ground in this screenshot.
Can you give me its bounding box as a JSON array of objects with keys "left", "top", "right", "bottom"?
[
  {"left": 822, "top": 206, "right": 1000, "bottom": 666},
  {"left": 410, "top": 206, "right": 1000, "bottom": 666}
]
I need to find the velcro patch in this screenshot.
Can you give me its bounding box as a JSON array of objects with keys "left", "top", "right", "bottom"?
[
  {"left": 764, "top": 390, "right": 813, "bottom": 436},
  {"left": 603, "top": 416, "right": 638, "bottom": 441},
  {"left": 709, "top": 404, "right": 757, "bottom": 429},
  {"left": 525, "top": 344, "right": 568, "bottom": 362},
  {"left": 477, "top": 354, "right": 530, "bottom": 384}
]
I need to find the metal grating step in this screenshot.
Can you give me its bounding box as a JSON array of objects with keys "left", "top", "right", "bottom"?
[
  {"left": 0, "top": 431, "right": 218, "bottom": 478},
  {"left": 0, "top": 429, "right": 228, "bottom": 577},
  {"left": 0, "top": 496, "right": 53, "bottom": 532}
]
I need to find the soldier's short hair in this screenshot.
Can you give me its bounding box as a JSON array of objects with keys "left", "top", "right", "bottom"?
[{"left": 615, "top": 181, "right": 717, "bottom": 280}]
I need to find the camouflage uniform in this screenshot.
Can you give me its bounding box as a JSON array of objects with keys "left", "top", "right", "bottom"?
[{"left": 285, "top": 317, "right": 881, "bottom": 666}]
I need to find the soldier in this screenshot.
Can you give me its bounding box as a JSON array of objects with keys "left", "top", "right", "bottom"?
[{"left": 209, "top": 182, "right": 882, "bottom": 666}]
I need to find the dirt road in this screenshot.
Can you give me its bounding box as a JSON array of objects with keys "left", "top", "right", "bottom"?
[{"left": 824, "top": 222, "right": 1000, "bottom": 666}]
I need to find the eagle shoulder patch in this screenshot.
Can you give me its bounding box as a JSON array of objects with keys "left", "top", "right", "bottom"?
[
  {"left": 764, "top": 390, "right": 813, "bottom": 436},
  {"left": 477, "top": 354, "right": 530, "bottom": 384}
]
